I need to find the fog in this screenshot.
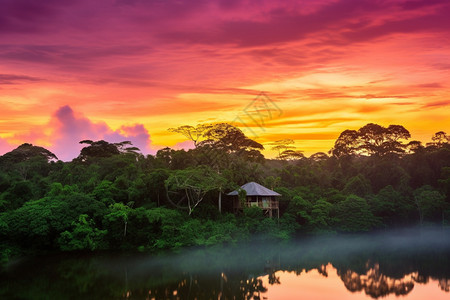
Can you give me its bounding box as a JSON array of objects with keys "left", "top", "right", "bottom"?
[
  {"left": 91, "top": 226, "right": 449, "bottom": 280},
  {"left": 2, "top": 226, "right": 449, "bottom": 299}
]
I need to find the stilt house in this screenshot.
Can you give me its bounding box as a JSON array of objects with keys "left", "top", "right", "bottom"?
[{"left": 227, "top": 182, "right": 281, "bottom": 218}]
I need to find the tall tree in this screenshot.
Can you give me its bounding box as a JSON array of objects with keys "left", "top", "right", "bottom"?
[
  {"left": 309, "top": 152, "right": 329, "bottom": 162},
  {"left": 269, "top": 139, "right": 304, "bottom": 161},
  {"left": 165, "top": 166, "right": 227, "bottom": 215},
  {"left": 279, "top": 149, "right": 305, "bottom": 161},
  {"left": 330, "top": 124, "right": 410, "bottom": 157},
  {"left": 200, "top": 123, "right": 264, "bottom": 153},
  {"left": 430, "top": 131, "right": 449, "bottom": 148},
  {"left": 76, "top": 140, "right": 140, "bottom": 162},
  {"left": 358, "top": 124, "right": 410, "bottom": 156},
  {"left": 0, "top": 143, "right": 58, "bottom": 166},
  {"left": 406, "top": 140, "right": 425, "bottom": 154},
  {"left": 168, "top": 124, "right": 212, "bottom": 147},
  {"left": 330, "top": 129, "right": 360, "bottom": 157},
  {"left": 269, "top": 139, "right": 295, "bottom": 158}
]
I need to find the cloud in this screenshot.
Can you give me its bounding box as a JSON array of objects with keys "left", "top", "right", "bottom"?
[
  {"left": 400, "top": 0, "right": 447, "bottom": 11},
  {"left": 24, "top": 105, "right": 157, "bottom": 161},
  {"left": 265, "top": 117, "right": 360, "bottom": 128},
  {"left": 0, "top": 137, "right": 14, "bottom": 156},
  {"left": 421, "top": 100, "right": 450, "bottom": 109},
  {"left": 155, "top": 0, "right": 450, "bottom": 47},
  {"left": 172, "top": 140, "right": 195, "bottom": 151},
  {"left": 2, "top": 0, "right": 449, "bottom": 96},
  {"left": 104, "top": 124, "right": 154, "bottom": 155},
  {"left": 0, "top": 0, "right": 84, "bottom": 38},
  {"left": 415, "top": 83, "right": 443, "bottom": 89},
  {"left": 0, "top": 74, "right": 42, "bottom": 85},
  {"left": 262, "top": 132, "right": 338, "bottom": 141},
  {"left": 47, "top": 105, "right": 109, "bottom": 160},
  {"left": 342, "top": 7, "right": 450, "bottom": 43}
]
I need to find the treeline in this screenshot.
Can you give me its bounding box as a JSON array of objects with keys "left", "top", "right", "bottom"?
[{"left": 0, "top": 123, "right": 449, "bottom": 262}]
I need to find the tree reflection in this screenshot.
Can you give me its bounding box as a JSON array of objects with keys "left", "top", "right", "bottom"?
[
  {"left": 267, "top": 272, "right": 281, "bottom": 285},
  {"left": 1, "top": 234, "right": 449, "bottom": 299},
  {"left": 338, "top": 263, "right": 415, "bottom": 298},
  {"left": 317, "top": 264, "right": 328, "bottom": 277},
  {"left": 438, "top": 279, "right": 449, "bottom": 292}
]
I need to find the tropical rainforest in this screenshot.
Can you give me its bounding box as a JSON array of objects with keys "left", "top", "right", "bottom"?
[{"left": 1, "top": 123, "right": 449, "bottom": 265}]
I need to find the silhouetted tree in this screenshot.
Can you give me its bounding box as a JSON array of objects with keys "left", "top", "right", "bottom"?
[
  {"left": 200, "top": 123, "right": 264, "bottom": 153},
  {"left": 77, "top": 140, "right": 140, "bottom": 162},
  {"left": 270, "top": 139, "right": 295, "bottom": 158},
  {"left": 429, "top": 131, "right": 449, "bottom": 148},
  {"left": 331, "top": 124, "right": 410, "bottom": 157},
  {"left": 168, "top": 124, "right": 212, "bottom": 147},
  {"left": 0, "top": 143, "right": 57, "bottom": 165}
]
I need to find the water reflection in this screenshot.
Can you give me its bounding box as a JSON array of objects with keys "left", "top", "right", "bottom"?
[
  {"left": 339, "top": 263, "right": 420, "bottom": 297},
  {"left": 1, "top": 228, "right": 449, "bottom": 299}
]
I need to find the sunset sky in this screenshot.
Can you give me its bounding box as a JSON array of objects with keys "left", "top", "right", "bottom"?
[{"left": 1, "top": 0, "right": 449, "bottom": 160}]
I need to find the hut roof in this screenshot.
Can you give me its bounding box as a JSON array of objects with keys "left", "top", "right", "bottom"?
[{"left": 227, "top": 182, "right": 281, "bottom": 197}]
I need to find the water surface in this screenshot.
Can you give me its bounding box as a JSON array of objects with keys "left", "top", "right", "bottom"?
[{"left": 1, "top": 228, "right": 449, "bottom": 299}]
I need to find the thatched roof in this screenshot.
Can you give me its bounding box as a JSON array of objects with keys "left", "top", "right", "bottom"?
[{"left": 227, "top": 182, "right": 281, "bottom": 197}]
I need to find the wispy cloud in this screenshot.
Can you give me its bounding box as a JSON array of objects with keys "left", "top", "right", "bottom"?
[{"left": 0, "top": 74, "right": 42, "bottom": 85}]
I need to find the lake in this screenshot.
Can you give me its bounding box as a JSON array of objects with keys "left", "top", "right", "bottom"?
[{"left": 1, "top": 227, "right": 449, "bottom": 299}]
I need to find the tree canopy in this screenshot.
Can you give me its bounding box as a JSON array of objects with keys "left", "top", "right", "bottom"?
[
  {"left": 77, "top": 140, "right": 141, "bottom": 162},
  {"left": 0, "top": 143, "right": 58, "bottom": 165},
  {"left": 331, "top": 123, "right": 411, "bottom": 157},
  {"left": 199, "top": 122, "right": 264, "bottom": 152},
  {"left": 165, "top": 166, "right": 227, "bottom": 215}
]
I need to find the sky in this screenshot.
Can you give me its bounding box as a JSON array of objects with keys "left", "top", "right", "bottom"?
[{"left": 1, "top": 0, "right": 449, "bottom": 160}]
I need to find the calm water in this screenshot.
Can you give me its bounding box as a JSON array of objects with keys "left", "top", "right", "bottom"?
[{"left": 1, "top": 228, "right": 449, "bottom": 299}]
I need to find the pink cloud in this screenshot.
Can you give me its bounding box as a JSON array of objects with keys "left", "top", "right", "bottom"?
[
  {"left": 172, "top": 140, "right": 195, "bottom": 151},
  {"left": 47, "top": 105, "right": 108, "bottom": 160},
  {"left": 22, "top": 105, "right": 157, "bottom": 161},
  {"left": 0, "top": 137, "right": 14, "bottom": 156},
  {"left": 1, "top": 0, "right": 449, "bottom": 106},
  {"left": 104, "top": 124, "right": 155, "bottom": 155},
  {"left": 2, "top": 0, "right": 449, "bottom": 80}
]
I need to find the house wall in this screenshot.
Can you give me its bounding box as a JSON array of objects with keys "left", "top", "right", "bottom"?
[
  {"left": 233, "top": 196, "right": 279, "bottom": 209},
  {"left": 231, "top": 195, "right": 280, "bottom": 218}
]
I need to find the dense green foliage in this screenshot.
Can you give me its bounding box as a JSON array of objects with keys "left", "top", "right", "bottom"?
[{"left": 0, "top": 123, "right": 449, "bottom": 263}]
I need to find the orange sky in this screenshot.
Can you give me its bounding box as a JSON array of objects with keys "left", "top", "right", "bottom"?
[{"left": 1, "top": 0, "right": 449, "bottom": 160}]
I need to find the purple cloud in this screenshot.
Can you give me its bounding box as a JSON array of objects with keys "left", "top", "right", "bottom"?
[
  {"left": 0, "top": 137, "right": 14, "bottom": 156},
  {"left": 48, "top": 105, "right": 156, "bottom": 161},
  {"left": 0, "top": 73, "right": 42, "bottom": 84},
  {"left": 104, "top": 124, "right": 155, "bottom": 155},
  {"left": 173, "top": 140, "right": 195, "bottom": 151},
  {"left": 0, "top": 0, "right": 72, "bottom": 34}
]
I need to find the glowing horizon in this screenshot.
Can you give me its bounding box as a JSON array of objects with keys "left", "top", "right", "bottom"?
[{"left": 1, "top": 0, "right": 449, "bottom": 160}]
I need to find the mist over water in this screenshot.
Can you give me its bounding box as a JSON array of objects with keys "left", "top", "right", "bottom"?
[{"left": 1, "top": 227, "right": 449, "bottom": 299}]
